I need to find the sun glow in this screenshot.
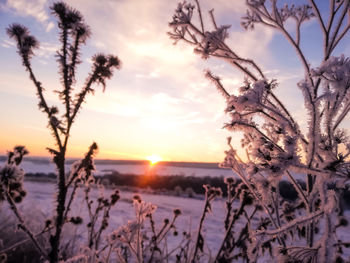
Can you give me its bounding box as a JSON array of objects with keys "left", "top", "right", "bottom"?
[{"left": 146, "top": 154, "right": 162, "bottom": 165}]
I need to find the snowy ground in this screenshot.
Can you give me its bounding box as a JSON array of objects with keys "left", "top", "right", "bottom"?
[
  {"left": 5, "top": 181, "right": 228, "bottom": 258},
  {"left": 2, "top": 180, "right": 350, "bottom": 262}
]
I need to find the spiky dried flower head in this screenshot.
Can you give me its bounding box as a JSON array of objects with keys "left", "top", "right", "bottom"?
[
  {"left": 6, "top": 24, "right": 39, "bottom": 61},
  {"left": 133, "top": 194, "right": 142, "bottom": 203},
  {"left": 94, "top": 54, "right": 108, "bottom": 65},
  {"left": 170, "top": 1, "right": 195, "bottom": 26},
  {"left": 203, "top": 184, "right": 222, "bottom": 200},
  {"left": 75, "top": 24, "right": 90, "bottom": 37},
  {"left": 90, "top": 54, "right": 122, "bottom": 91},
  {"left": 110, "top": 189, "right": 120, "bottom": 205},
  {"left": 108, "top": 55, "right": 122, "bottom": 68},
  {"left": 173, "top": 208, "right": 182, "bottom": 216},
  {"left": 89, "top": 142, "right": 98, "bottom": 153},
  {"left": 68, "top": 143, "right": 98, "bottom": 186},
  {"left": 224, "top": 177, "right": 235, "bottom": 185},
  {"left": 51, "top": 2, "right": 91, "bottom": 42},
  {"left": 195, "top": 25, "right": 231, "bottom": 58},
  {"left": 51, "top": 2, "right": 67, "bottom": 17},
  {"left": 70, "top": 216, "right": 83, "bottom": 225},
  {"left": 7, "top": 145, "right": 29, "bottom": 166},
  {"left": 51, "top": 2, "right": 81, "bottom": 27},
  {"left": 6, "top": 23, "right": 28, "bottom": 38}
]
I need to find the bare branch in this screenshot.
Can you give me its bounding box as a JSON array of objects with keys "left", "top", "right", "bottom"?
[
  {"left": 209, "top": 9, "right": 218, "bottom": 29},
  {"left": 309, "top": 0, "right": 327, "bottom": 36},
  {"left": 328, "top": 0, "right": 350, "bottom": 55},
  {"left": 194, "top": 0, "right": 204, "bottom": 33}
]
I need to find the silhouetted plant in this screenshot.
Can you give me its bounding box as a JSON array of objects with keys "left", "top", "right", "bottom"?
[
  {"left": 191, "top": 184, "right": 222, "bottom": 262},
  {"left": 6, "top": 1, "right": 121, "bottom": 262}
]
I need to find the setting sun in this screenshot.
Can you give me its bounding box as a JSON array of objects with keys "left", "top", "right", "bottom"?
[{"left": 146, "top": 154, "right": 163, "bottom": 165}]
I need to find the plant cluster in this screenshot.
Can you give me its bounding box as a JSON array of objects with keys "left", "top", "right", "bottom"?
[
  {"left": 3, "top": 1, "right": 121, "bottom": 262},
  {"left": 168, "top": 0, "right": 350, "bottom": 262},
  {"left": 2, "top": 0, "right": 350, "bottom": 262},
  {"left": 2, "top": 2, "right": 226, "bottom": 262}
]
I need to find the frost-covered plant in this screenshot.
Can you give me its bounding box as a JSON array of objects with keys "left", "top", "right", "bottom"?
[
  {"left": 169, "top": 0, "right": 350, "bottom": 262},
  {"left": 0, "top": 197, "right": 52, "bottom": 263},
  {"left": 104, "top": 194, "right": 184, "bottom": 262},
  {"left": 84, "top": 183, "right": 120, "bottom": 250},
  {"left": 6, "top": 2, "right": 120, "bottom": 262},
  {"left": 0, "top": 146, "right": 28, "bottom": 204},
  {"left": 0, "top": 147, "right": 47, "bottom": 258},
  {"left": 191, "top": 185, "right": 222, "bottom": 262}
]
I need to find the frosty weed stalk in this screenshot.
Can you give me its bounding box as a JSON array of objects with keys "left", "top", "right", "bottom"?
[
  {"left": 6, "top": 1, "right": 121, "bottom": 262},
  {"left": 169, "top": 0, "right": 350, "bottom": 262},
  {"left": 0, "top": 147, "right": 46, "bottom": 258}
]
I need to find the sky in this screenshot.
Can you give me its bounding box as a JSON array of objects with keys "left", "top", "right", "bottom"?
[{"left": 0, "top": 0, "right": 349, "bottom": 162}]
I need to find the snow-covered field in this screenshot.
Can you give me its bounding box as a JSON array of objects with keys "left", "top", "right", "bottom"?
[
  {"left": 22, "top": 180, "right": 227, "bottom": 240},
  {"left": 2, "top": 179, "right": 350, "bottom": 262},
  {"left": 3, "top": 180, "right": 228, "bottom": 259}
]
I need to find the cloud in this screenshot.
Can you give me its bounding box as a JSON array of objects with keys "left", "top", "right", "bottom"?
[
  {"left": 1, "top": 39, "right": 15, "bottom": 48},
  {"left": 68, "top": 0, "right": 273, "bottom": 70},
  {"left": 139, "top": 111, "right": 206, "bottom": 132},
  {"left": 3, "top": 0, "right": 276, "bottom": 125},
  {"left": 85, "top": 91, "right": 187, "bottom": 118},
  {"left": 135, "top": 69, "right": 160, "bottom": 79},
  {"left": 36, "top": 41, "right": 59, "bottom": 58},
  {"left": 264, "top": 68, "right": 303, "bottom": 82},
  {"left": 0, "top": 0, "right": 279, "bottom": 161},
  {"left": 65, "top": 0, "right": 275, "bottom": 118},
  {"left": 5, "top": 0, "right": 54, "bottom": 32}
]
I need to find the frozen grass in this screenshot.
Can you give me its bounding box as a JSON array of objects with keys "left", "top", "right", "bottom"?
[
  {"left": 1, "top": 179, "right": 350, "bottom": 262},
  {"left": 1, "top": 181, "right": 228, "bottom": 261}
]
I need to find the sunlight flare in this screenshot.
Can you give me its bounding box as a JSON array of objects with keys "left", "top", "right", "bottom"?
[{"left": 146, "top": 154, "right": 162, "bottom": 165}]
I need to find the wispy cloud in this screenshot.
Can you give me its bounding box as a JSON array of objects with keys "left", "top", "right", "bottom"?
[
  {"left": 1, "top": 38, "right": 15, "bottom": 48},
  {"left": 135, "top": 69, "right": 160, "bottom": 79},
  {"left": 5, "top": 0, "right": 54, "bottom": 32},
  {"left": 36, "top": 41, "right": 59, "bottom": 58},
  {"left": 66, "top": 0, "right": 275, "bottom": 120}
]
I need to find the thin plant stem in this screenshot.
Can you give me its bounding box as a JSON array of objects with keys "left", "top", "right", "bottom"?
[{"left": 5, "top": 190, "right": 47, "bottom": 258}]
